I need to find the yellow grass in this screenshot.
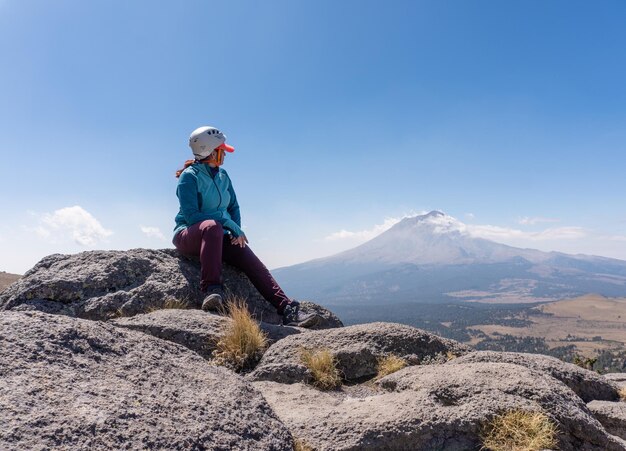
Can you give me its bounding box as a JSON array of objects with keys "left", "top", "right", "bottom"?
[
  {"left": 480, "top": 410, "right": 558, "bottom": 451},
  {"left": 300, "top": 348, "right": 342, "bottom": 390},
  {"left": 162, "top": 297, "right": 191, "bottom": 310},
  {"left": 375, "top": 354, "right": 407, "bottom": 379},
  {"left": 212, "top": 297, "right": 267, "bottom": 371},
  {"left": 469, "top": 295, "right": 626, "bottom": 354},
  {"left": 293, "top": 438, "right": 315, "bottom": 451},
  {"left": 139, "top": 297, "right": 191, "bottom": 315},
  {"left": 619, "top": 386, "right": 626, "bottom": 401}
]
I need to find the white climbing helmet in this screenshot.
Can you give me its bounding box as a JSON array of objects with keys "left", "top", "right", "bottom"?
[{"left": 188, "top": 126, "right": 235, "bottom": 160}]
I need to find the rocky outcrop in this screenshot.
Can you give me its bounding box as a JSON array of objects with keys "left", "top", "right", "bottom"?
[
  {"left": 255, "top": 362, "right": 624, "bottom": 451},
  {"left": 0, "top": 249, "right": 194, "bottom": 319},
  {"left": 588, "top": 401, "right": 626, "bottom": 440},
  {"left": 4, "top": 249, "right": 626, "bottom": 450},
  {"left": 605, "top": 373, "right": 626, "bottom": 390},
  {"left": 0, "top": 249, "right": 342, "bottom": 329},
  {"left": 249, "top": 322, "right": 471, "bottom": 384},
  {"left": 297, "top": 299, "right": 344, "bottom": 329},
  {"left": 110, "top": 308, "right": 231, "bottom": 359},
  {"left": 0, "top": 310, "right": 293, "bottom": 450},
  {"left": 449, "top": 350, "right": 619, "bottom": 402},
  {"left": 110, "top": 308, "right": 303, "bottom": 360}
]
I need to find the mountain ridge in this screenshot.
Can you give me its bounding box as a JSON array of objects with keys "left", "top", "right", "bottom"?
[{"left": 274, "top": 211, "right": 626, "bottom": 304}]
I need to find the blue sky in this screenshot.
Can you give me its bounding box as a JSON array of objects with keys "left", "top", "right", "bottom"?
[{"left": 1, "top": 0, "right": 626, "bottom": 274}]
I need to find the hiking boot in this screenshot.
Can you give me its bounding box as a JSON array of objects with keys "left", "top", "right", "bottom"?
[
  {"left": 282, "top": 302, "right": 321, "bottom": 328},
  {"left": 202, "top": 286, "right": 224, "bottom": 312}
]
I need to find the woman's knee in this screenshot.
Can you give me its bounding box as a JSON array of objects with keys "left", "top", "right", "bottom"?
[
  {"left": 199, "top": 220, "right": 223, "bottom": 238},
  {"left": 224, "top": 243, "right": 265, "bottom": 271}
]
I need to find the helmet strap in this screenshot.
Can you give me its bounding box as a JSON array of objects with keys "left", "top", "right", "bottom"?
[{"left": 198, "top": 149, "right": 224, "bottom": 167}]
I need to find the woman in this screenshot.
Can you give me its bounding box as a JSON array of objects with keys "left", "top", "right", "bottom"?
[{"left": 173, "top": 126, "right": 320, "bottom": 328}]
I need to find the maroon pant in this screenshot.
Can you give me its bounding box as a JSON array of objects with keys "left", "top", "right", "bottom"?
[{"left": 173, "top": 220, "right": 291, "bottom": 313}]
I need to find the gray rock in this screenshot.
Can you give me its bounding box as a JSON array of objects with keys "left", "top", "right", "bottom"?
[
  {"left": 605, "top": 373, "right": 626, "bottom": 382},
  {"left": 0, "top": 310, "right": 292, "bottom": 451},
  {"left": 588, "top": 400, "right": 626, "bottom": 440},
  {"left": 449, "top": 351, "right": 619, "bottom": 402},
  {"left": 110, "top": 308, "right": 303, "bottom": 360},
  {"left": 111, "top": 309, "right": 231, "bottom": 359},
  {"left": 249, "top": 322, "right": 470, "bottom": 384},
  {"left": 0, "top": 249, "right": 342, "bottom": 329},
  {"left": 254, "top": 362, "right": 625, "bottom": 450},
  {"left": 0, "top": 249, "right": 200, "bottom": 319},
  {"left": 379, "top": 362, "right": 624, "bottom": 451},
  {"left": 260, "top": 321, "right": 305, "bottom": 343},
  {"left": 298, "top": 299, "right": 344, "bottom": 330},
  {"left": 605, "top": 373, "right": 626, "bottom": 390}
]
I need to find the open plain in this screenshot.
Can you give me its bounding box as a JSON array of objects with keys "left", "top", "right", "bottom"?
[{"left": 471, "top": 295, "right": 626, "bottom": 355}]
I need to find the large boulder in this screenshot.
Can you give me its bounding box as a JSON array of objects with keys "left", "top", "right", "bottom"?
[
  {"left": 0, "top": 249, "right": 342, "bottom": 328},
  {"left": 110, "top": 308, "right": 303, "bottom": 360},
  {"left": 449, "top": 351, "right": 619, "bottom": 402},
  {"left": 0, "top": 310, "right": 293, "bottom": 450},
  {"left": 249, "top": 322, "right": 470, "bottom": 384},
  {"left": 0, "top": 249, "right": 194, "bottom": 319},
  {"left": 254, "top": 362, "right": 625, "bottom": 450},
  {"left": 110, "top": 309, "right": 231, "bottom": 360},
  {"left": 605, "top": 373, "right": 626, "bottom": 390},
  {"left": 588, "top": 401, "right": 626, "bottom": 440}
]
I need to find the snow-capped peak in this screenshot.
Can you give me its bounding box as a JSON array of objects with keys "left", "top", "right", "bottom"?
[
  {"left": 330, "top": 210, "right": 547, "bottom": 265},
  {"left": 396, "top": 211, "right": 467, "bottom": 236}
]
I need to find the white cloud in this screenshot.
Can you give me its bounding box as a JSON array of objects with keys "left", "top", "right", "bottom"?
[
  {"left": 140, "top": 225, "right": 166, "bottom": 241},
  {"left": 324, "top": 211, "right": 587, "bottom": 246},
  {"left": 467, "top": 224, "right": 586, "bottom": 241},
  {"left": 518, "top": 216, "right": 560, "bottom": 225},
  {"left": 423, "top": 212, "right": 467, "bottom": 235},
  {"left": 324, "top": 213, "right": 423, "bottom": 242},
  {"left": 533, "top": 227, "right": 587, "bottom": 240},
  {"left": 263, "top": 211, "right": 626, "bottom": 269},
  {"left": 36, "top": 206, "right": 112, "bottom": 246},
  {"left": 465, "top": 213, "right": 475, "bottom": 220},
  {"left": 33, "top": 225, "right": 51, "bottom": 239}
]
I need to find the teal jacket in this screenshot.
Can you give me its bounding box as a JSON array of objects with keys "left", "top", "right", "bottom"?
[{"left": 173, "top": 163, "right": 242, "bottom": 239}]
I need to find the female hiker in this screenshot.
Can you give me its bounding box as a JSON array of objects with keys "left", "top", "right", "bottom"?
[{"left": 173, "top": 125, "right": 319, "bottom": 328}]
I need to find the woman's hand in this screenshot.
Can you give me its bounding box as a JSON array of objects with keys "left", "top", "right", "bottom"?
[{"left": 231, "top": 234, "right": 248, "bottom": 248}]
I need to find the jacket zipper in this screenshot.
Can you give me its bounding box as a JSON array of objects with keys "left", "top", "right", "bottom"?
[{"left": 206, "top": 166, "right": 222, "bottom": 210}]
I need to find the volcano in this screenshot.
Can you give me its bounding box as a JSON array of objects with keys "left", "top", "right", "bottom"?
[{"left": 273, "top": 211, "right": 626, "bottom": 304}]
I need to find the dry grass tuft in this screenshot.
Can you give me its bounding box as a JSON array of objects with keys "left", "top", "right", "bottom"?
[
  {"left": 480, "top": 409, "right": 558, "bottom": 451},
  {"left": 293, "top": 437, "right": 315, "bottom": 451},
  {"left": 140, "top": 297, "right": 192, "bottom": 315},
  {"left": 114, "top": 307, "right": 126, "bottom": 318},
  {"left": 212, "top": 297, "right": 267, "bottom": 371},
  {"left": 619, "top": 386, "right": 626, "bottom": 401},
  {"left": 446, "top": 351, "right": 458, "bottom": 361},
  {"left": 572, "top": 354, "right": 597, "bottom": 371},
  {"left": 162, "top": 297, "right": 191, "bottom": 310},
  {"left": 375, "top": 354, "right": 408, "bottom": 379},
  {"left": 300, "top": 348, "right": 342, "bottom": 390}
]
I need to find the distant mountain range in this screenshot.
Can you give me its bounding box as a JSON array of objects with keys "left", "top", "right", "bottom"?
[{"left": 274, "top": 211, "right": 626, "bottom": 304}]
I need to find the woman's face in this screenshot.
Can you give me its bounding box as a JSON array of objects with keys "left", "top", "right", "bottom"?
[
  {"left": 206, "top": 149, "right": 224, "bottom": 167},
  {"left": 207, "top": 150, "right": 217, "bottom": 168}
]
